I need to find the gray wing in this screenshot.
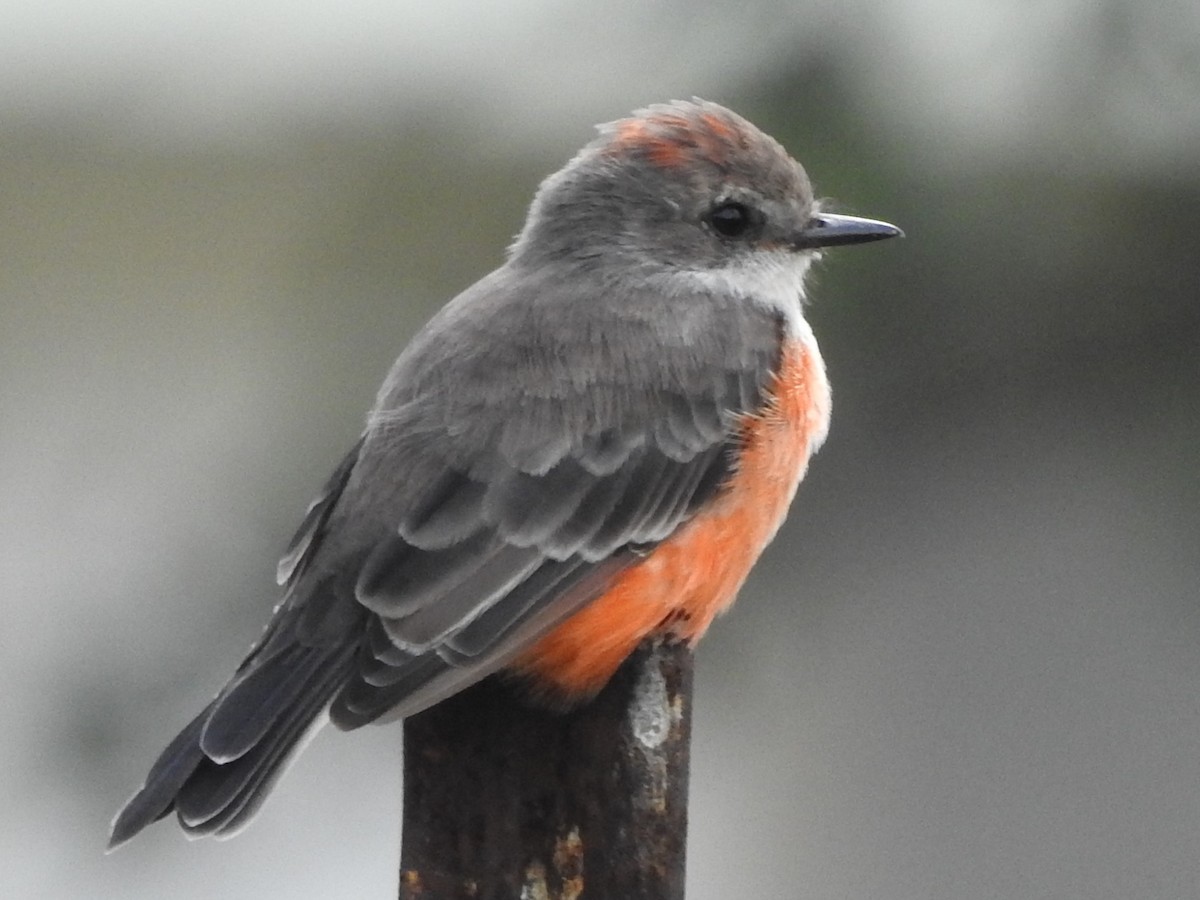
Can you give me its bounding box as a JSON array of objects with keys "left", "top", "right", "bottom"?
[
  {"left": 109, "top": 269, "right": 783, "bottom": 845},
  {"left": 312, "top": 268, "right": 785, "bottom": 727},
  {"left": 331, "top": 421, "right": 736, "bottom": 727}
]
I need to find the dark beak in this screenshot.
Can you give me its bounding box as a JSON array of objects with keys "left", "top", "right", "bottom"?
[{"left": 793, "top": 213, "right": 903, "bottom": 250}]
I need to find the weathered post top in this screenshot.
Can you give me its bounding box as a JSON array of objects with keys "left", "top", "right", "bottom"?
[{"left": 400, "top": 641, "right": 693, "bottom": 900}]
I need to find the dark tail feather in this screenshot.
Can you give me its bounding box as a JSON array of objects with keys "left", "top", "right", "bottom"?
[
  {"left": 108, "top": 703, "right": 214, "bottom": 850},
  {"left": 108, "top": 645, "right": 355, "bottom": 849},
  {"left": 176, "top": 650, "right": 349, "bottom": 836},
  {"left": 199, "top": 644, "right": 326, "bottom": 763}
]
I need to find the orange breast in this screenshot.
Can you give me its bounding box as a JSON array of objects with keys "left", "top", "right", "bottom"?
[{"left": 511, "top": 335, "right": 830, "bottom": 701}]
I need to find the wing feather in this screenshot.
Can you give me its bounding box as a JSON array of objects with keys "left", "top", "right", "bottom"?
[
  {"left": 398, "top": 469, "right": 489, "bottom": 550},
  {"left": 275, "top": 436, "right": 364, "bottom": 587},
  {"left": 440, "top": 558, "right": 590, "bottom": 660},
  {"left": 484, "top": 458, "right": 597, "bottom": 547},
  {"left": 356, "top": 530, "right": 494, "bottom": 618},
  {"left": 378, "top": 544, "right": 544, "bottom": 651}
]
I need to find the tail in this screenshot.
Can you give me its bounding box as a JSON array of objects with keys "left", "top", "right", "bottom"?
[{"left": 108, "top": 641, "right": 355, "bottom": 849}]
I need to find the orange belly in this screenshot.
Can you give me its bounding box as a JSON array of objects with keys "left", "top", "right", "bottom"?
[{"left": 511, "top": 335, "right": 830, "bottom": 699}]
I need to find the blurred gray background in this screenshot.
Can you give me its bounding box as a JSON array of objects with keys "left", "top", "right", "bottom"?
[{"left": 4, "top": 2, "right": 1199, "bottom": 898}]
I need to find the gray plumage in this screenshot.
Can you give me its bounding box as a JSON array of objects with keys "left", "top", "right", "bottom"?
[{"left": 108, "top": 98, "right": 848, "bottom": 848}]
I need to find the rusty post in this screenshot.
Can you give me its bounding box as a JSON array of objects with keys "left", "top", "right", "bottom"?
[{"left": 399, "top": 640, "right": 693, "bottom": 900}]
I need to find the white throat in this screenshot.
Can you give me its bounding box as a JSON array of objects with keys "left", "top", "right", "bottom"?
[{"left": 672, "top": 249, "right": 818, "bottom": 338}]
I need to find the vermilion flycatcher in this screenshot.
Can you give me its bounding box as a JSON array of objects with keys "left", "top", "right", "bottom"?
[{"left": 110, "top": 99, "right": 901, "bottom": 847}]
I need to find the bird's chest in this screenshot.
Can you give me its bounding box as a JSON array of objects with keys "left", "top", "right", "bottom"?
[{"left": 732, "top": 331, "right": 831, "bottom": 540}]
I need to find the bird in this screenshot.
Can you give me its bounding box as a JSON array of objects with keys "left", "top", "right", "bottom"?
[{"left": 109, "top": 98, "right": 901, "bottom": 848}]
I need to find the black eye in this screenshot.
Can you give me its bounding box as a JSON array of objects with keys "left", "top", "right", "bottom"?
[{"left": 707, "top": 201, "right": 762, "bottom": 240}]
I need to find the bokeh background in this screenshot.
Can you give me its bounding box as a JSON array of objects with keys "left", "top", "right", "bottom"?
[{"left": 4, "top": 2, "right": 1200, "bottom": 898}]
